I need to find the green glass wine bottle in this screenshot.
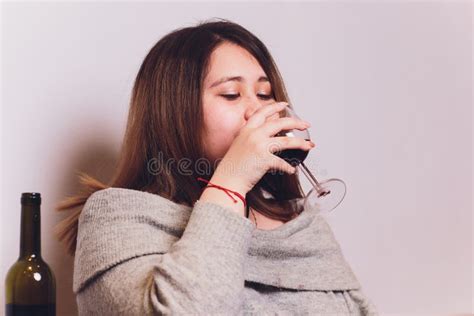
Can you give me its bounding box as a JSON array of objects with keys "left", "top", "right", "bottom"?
[{"left": 5, "top": 192, "right": 56, "bottom": 316}]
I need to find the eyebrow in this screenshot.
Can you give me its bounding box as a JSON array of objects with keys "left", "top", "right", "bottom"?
[{"left": 209, "top": 76, "right": 270, "bottom": 88}]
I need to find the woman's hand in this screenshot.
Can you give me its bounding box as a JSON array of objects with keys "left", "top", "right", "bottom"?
[{"left": 210, "top": 102, "right": 315, "bottom": 195}]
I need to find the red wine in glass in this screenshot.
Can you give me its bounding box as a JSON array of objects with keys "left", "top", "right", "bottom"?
[{"left": 274, "top": 138, "right": 311, "bottom": 167}]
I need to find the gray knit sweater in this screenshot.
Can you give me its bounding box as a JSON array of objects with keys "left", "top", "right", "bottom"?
[{"left": 73, "top": 187, "right": 378, "bottom": 315}]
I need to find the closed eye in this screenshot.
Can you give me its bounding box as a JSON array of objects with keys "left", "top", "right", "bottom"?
[{"left": 220, "top": 94, "right": 273, "bottom": 100}]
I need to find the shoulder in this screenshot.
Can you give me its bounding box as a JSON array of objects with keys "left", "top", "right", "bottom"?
[
  {"left": 78, "top": 187, "right": 193, "bottom": 237},
  {"left": 80, "top": 187, "right": 192, "bottom": 223},
  {"left": 84, "top": 187, "right": 180, "bottom": 210}
]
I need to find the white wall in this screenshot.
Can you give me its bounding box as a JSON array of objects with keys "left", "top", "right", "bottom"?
[{"left": 1, "top": 2, "right": 472, "bottom": 315}]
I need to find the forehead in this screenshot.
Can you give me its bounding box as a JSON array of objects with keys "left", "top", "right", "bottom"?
[{"left": 205, "top": 43, "right": 267, "bottom": 84}]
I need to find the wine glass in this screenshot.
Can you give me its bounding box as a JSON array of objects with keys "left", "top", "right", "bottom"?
[{"left": 273, "top": 106, "right": 346, "bottom": 214}]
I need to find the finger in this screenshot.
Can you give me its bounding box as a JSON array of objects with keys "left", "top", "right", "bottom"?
[
  {"left": 245, "top": 102, "right": 289, "bottom": 129},
  {"left": 266, "top": 136, "right": 314, "bottom": 154},
  {"left": 261, "top": 117, "right": 310, "bottom": 137},
  {"left": 268, "top": 155, "right": 297, "bottom": 175}
]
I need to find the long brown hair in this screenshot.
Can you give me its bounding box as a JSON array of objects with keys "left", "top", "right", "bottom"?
[{"left": 55, "top": 18, "right": 306, "bottom": 256}]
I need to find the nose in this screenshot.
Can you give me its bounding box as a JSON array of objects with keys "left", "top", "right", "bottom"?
[{"left": 244, "top": 100, "right": 263, "bottom": 121}]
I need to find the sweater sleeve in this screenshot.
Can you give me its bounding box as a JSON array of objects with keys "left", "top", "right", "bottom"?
[{"left": 73, "top": 191, "right": 255, "bottom": 315}]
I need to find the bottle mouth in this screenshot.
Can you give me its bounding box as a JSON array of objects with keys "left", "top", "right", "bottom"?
[{"left": 21, "top": 192, "right": 42, "bottom": 205}]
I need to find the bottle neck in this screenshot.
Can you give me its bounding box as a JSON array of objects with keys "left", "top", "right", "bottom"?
[{"left": 19, "top": 203, "right": 41, "bottom": 258}]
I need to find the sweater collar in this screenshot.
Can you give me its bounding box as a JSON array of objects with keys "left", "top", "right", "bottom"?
[{"left": 245, "top": 204, "right": 361, "bottom": 290}]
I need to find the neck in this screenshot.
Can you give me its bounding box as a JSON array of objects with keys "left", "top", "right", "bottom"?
[{"left": 249, "top": 207, "right": 288, "bottom": 231}]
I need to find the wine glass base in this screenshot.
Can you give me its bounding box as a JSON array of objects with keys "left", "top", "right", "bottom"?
[
  {"left": 304, "top": 178, "right": 346, "bottom": 214},
  {"left": 317, "top": 190, "right": 331, "bottom": 197}
]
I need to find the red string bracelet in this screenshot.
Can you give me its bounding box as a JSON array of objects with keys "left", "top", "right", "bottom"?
[{"left": 196, "top": 177, "right": 246, "bottom": 207}]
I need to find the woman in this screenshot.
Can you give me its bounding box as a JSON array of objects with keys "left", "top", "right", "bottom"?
[{"left": 56, "top": 18, "right": 378, "bottom": 315}]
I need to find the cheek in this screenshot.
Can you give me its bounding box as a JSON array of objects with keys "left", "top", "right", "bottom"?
[{"left": 203, "top": 105, "right": 243, "bottom": 159}]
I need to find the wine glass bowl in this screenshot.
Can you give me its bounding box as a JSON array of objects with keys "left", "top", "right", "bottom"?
[{"left": 274, "top": 107, "right": 312, "bottom": 167}]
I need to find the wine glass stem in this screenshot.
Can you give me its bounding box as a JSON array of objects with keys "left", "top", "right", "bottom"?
[{"left": 297, "top": 162, "right": 326, "bottom": 195}]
